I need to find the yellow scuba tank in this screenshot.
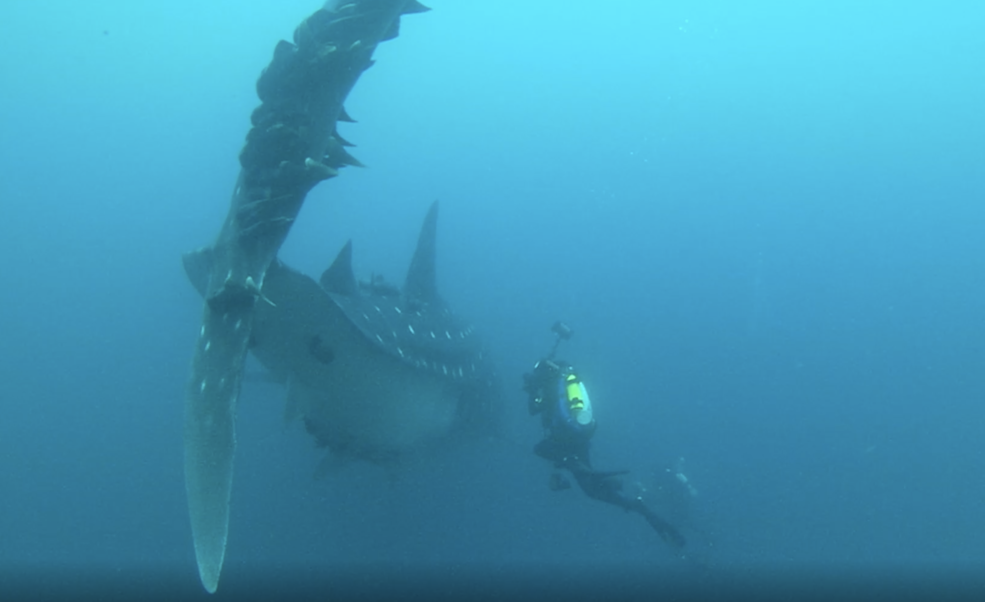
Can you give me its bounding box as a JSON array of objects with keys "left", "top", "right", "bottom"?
[{"left": 564, "top": 372, "right": 594, "bottom": 426}]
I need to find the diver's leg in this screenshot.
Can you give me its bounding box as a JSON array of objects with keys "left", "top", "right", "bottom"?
[
  {"left": 536, "top": 437, "right": 591, "bottom": 470},
  {"left": 570, "top": 466, "right": 629, "bottom": 507},
  {"left": 570, "top": 468, "right": 687, "bottom": 549},
  {"left": 533, "top": 438, "right": 563, "bottom": 463}
]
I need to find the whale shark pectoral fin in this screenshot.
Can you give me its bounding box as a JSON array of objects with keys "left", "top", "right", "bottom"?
[{"left": 184, "top": 305, "right": 252, "bottom": 594}]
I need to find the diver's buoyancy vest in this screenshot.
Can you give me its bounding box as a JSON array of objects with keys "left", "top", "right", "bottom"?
[{"left": 558, "top": 369, "right": 594, "bottom": 430}]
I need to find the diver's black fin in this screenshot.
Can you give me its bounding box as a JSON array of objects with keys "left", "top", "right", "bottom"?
[
  {"left": 644, "top": 511, "right": 687, "bottom": 549},
  {"left": 403, "top": 200, "right": 439, "bottom": 303},
  {"left": 631, "top": 497, "right": 686, "bottom": 549},
  {"left": 320, "top": 240, "right": 358, "bottom": 296}
]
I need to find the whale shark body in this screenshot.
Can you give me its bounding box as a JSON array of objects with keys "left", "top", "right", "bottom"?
[
  {"left": 184, "top": 201, "right": 501, "bottom": 466},
  {"left": 264, "top": 206, "right": 499, "bottom": 465}
]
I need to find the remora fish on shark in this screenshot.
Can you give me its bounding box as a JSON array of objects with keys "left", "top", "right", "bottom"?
[{"left": 182, "top": 0, "right": 431, "bottom": 593}]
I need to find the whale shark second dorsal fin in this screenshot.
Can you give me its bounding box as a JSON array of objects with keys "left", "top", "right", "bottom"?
[
  {"left": 320, "top": 239, "right": 357, "bottom": 296},
  {"left": 404, "top": 200, "right": 439, "bottom": 303}
]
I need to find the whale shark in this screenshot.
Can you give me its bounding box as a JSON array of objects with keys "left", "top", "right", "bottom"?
[
  {"left": 184, "top": 200, "right": 501, "bottom": 466},
  {"left": 181, "top": 0, "right": 432, "bottom": 592}
]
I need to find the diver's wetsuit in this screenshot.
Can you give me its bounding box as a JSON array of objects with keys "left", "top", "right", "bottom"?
[{"left": 524, "top": 359, "right": 686, "bottom": 549}]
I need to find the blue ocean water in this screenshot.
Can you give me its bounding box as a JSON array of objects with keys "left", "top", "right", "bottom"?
[{"left": 1, "top": 0, "right": 983, "bottom": 595}]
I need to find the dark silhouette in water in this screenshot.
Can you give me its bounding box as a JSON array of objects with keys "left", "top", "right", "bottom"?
[{"left": 523, "top": 323, "right": 686, "bottom": 549}]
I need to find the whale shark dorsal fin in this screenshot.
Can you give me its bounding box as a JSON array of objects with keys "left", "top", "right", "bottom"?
[
  {"left": 320, "top": 239, "right": 357, "bottom": 296},
  {"left": 404, "top": 200, "right": 439, "bottom": 303}
]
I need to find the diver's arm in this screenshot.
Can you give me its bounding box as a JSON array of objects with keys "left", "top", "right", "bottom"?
[{"left": 523, "top": 361, "right": 555, "bottom": 415}]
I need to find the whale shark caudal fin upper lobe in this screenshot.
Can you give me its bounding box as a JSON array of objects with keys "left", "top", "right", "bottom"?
[{"left": 182, "top": 0, "right": 428, "bottom": 593}]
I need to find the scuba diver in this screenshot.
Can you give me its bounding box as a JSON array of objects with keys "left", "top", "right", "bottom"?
[{"left": 522, "top": 322, "right": 686, "bottom": 550}]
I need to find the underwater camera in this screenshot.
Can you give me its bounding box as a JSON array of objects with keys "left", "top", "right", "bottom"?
[{"left": 551, "top": 320, "right": 573, "bottom": 341}]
